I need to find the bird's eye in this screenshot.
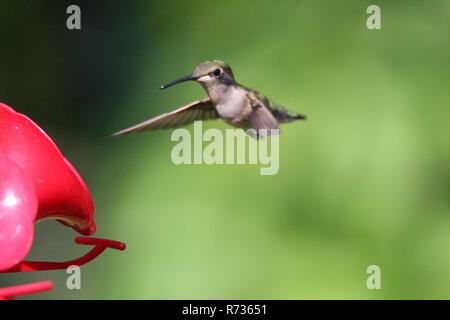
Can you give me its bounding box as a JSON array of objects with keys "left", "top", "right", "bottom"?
[{"left": 213, "top": 68, "right": 221, "bottom": 76}]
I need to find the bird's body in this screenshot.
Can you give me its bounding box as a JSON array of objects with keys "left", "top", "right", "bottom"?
[
  {"left": 211, "top": 85, "right": 249, "bottom": 123},
  {"left": 110, "top": 60, "right": 305, "bottom": 137}
]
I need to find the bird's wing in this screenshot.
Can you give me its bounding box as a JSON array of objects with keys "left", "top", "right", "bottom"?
[
  {"left": 246, "top": 92, "right": 280, "bottom": 136},
  {"left": 244, "top": 86, "right": 306, "bottom": 123},
  {"left": 109, "top": 98, "right": 218, "bottom": 136}
]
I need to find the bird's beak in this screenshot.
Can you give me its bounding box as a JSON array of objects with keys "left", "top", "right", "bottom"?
[{"left": 160, "top": 74, "right": 199, "bottom": 90}]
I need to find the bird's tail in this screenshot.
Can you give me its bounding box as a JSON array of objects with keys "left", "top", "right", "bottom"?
[{"left": 272, "top": 106, "right": 307, "bottom": 123}]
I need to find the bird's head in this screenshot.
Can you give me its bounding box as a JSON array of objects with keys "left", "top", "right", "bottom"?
[{"left": 160, "top": 60, "right": 235, "bottom": 90}]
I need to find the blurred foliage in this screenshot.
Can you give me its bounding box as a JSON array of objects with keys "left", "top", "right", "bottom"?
[{"left": 0, "top": 0, "right": 449, "bottom": 299}]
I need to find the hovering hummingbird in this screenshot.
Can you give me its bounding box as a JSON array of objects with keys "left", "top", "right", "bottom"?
[{"left": 109, "top": 60, "right": 306, "bottom": 137}]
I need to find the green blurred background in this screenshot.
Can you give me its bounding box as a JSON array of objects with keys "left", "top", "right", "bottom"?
[{"left": 0, "top": 0, "right": 449, "bottom": 299}]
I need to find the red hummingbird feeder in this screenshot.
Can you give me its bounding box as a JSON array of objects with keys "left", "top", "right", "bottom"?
[{"left": 0, "top": 103, "right": 125, "bottom": 299}]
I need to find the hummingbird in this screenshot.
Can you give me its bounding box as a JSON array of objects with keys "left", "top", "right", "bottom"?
[{"left": 109, "top": 60, "right": 306, "bottom": 137}]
